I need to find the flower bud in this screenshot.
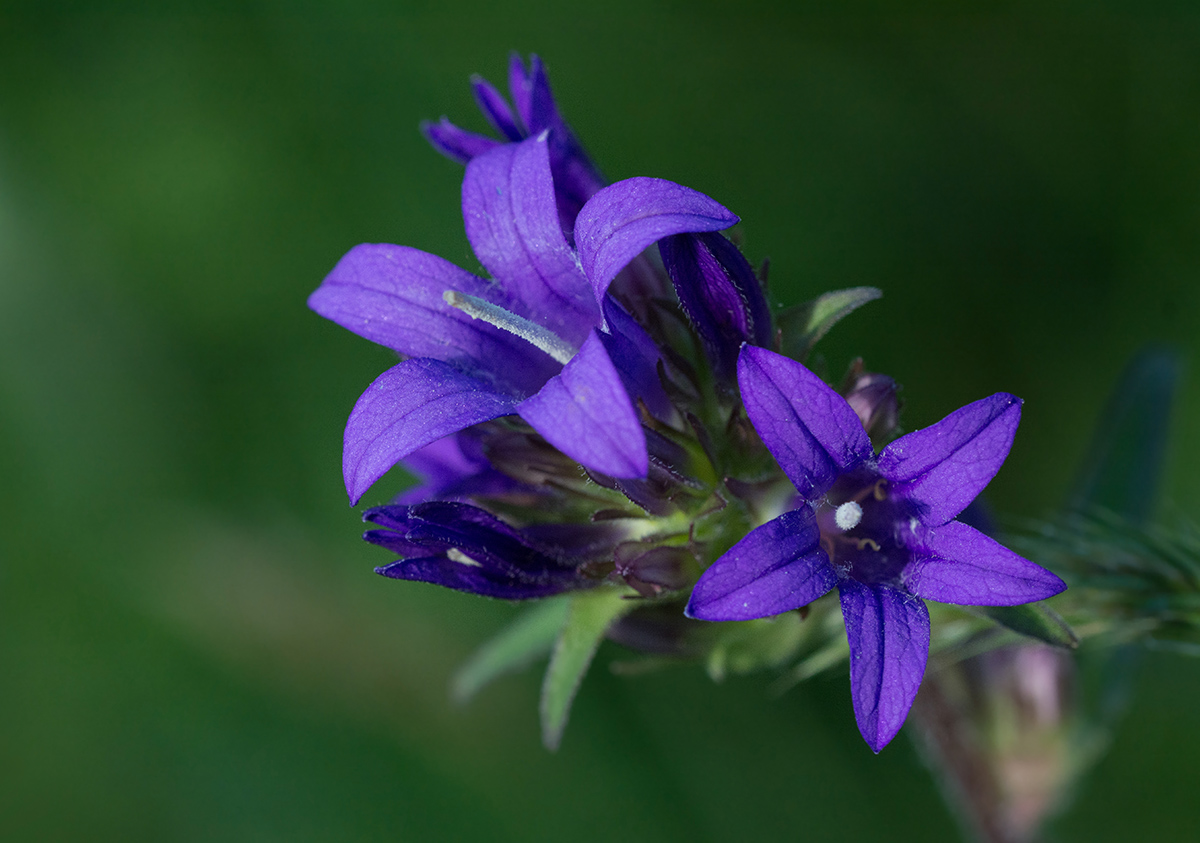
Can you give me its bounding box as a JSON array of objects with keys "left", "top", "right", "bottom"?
[
  {"left": 841, "top": 358, "right": 899, "bottom": 441},
  {"left": 659, "top": 231, "right": 772, "bottom": 385},
  {"left": 613, "top": 542, "right": 699, "bottom": 597}
]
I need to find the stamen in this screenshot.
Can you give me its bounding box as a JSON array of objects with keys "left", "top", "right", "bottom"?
[
  {"left": 854, "top": 537, "right": 881, "bottom": 552},
  {"left": 872, "top": 479, "right": 888, "bottom": 501},
  {"left": 444, "top": 291, "right": 577, "bottom": 365},
  {"left": 835, "top": 501, "right": 863, "bottom": 531}
]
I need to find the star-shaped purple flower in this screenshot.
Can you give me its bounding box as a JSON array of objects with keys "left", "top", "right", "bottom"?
[
  {"left": 686, "top": 346, "right": 1067, "bottom": 752},
  {"left": 309, "top": 133, "right": 737, "bottom": 504}
]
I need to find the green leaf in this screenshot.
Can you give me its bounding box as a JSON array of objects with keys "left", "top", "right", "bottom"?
[
  {"left": 778, "top": 286, "right": 882, "bottom": 360},
  {"left": 539, "top": 587, "right": 634, "bottom": 751},
  {"left": 981, "top": 603, "right": 1078, "bottom": 649},
  {"left": 1069, "top": 347, "right": 1181, "bottom": 523},
  {"left": 451, "top": 598, "right": 570, "bottom": 705}
]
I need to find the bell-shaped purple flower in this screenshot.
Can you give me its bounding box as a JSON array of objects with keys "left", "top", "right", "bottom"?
[
  {"left": 310, "top": 133, "right": 738, "bottom": 503},
  {"left": 422, "top": 53, "right": 605, "bottom": 234},
  {"left": 366, "top": 501, "right": 584, "bottom": 599},
  {"left": 686, "top": 345, "right": 1066, "bottom": 752},
  {"left": 658, "top": 231, "right": 773, "bottom": 384}
]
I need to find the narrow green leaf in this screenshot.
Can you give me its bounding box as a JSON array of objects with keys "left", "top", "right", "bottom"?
[
  {"left": 981, "top": 603, "right": 1078, "bottom": 649},
  {"left": 778, "top": 286, "right": 882, "bottom": 360},
  {"left": 540, "top": 587, "right": 634, "bottom": 751},
  {"left": 1069, "top": 347, "right": 1181, "bottom": 523},
  {"left": 451, "top": 597, "right": 570, "bottom": 705}
]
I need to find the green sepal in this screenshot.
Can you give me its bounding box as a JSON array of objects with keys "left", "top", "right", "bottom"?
[
  {"left": 980, "top": 603, "right": 1078, "bottom": 650},
  {"left": 540, "top": 586, "right": 635, "bottom": 751},
  {"left": 777, "top": 286, "right": 882, "bottom": 361},
  {"left": 451, "top": 597, "right": 571, "bottom": 705}
]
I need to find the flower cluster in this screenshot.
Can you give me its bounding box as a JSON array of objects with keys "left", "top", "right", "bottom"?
[{"left": 309, "top": 54, "right": 1066, "bottom": 753}]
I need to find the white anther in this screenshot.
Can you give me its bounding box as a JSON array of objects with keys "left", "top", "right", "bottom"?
[{"left": 835, "top": 501, "right": 863, "bottom": 531}]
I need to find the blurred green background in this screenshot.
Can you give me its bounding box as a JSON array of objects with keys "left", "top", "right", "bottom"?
[{"left": 2, "top": 3, "right": 1199, "bottom": 841}]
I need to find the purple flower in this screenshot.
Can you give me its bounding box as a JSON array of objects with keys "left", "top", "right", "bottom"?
[
  {"left": 309, "top": 133, "right": 737, "bottom": 504},
  {"left": 686, "top": 346, "right": 1066, "bottom": 752},
  {"left": 366, "top": 501, "right": 584, "bottom": 599},
  {"left": 366, "top": 500, "right": 634, "bottom": 599},
  {"left": 422, "top": 53, "right": 605, "bottom": 234}
]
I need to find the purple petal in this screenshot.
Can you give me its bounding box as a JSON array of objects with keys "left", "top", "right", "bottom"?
[
  {"left": 904, "top": 520, "right": 1067, "bottom": 606},
  {"left": 470, "top": 74, "right": 523, "bottom": 141},
  {"left": 504, "top": 54, "right": 605, "bottom": 233},
  {"left": 517, "top": 331, "right": 648, "bottom": 479},
  {"left": 421, "top": 117, "right": 501, "bottom": 164},
  {"left": 597, "top": 298, "right": 674, "bottom": 421},
  {"left": 838, "top": 580, "right": 930, "bottom": 753},
  {"left": 364, "top": 501, "right": 523, "bottom": 556},
  {"left": 397, "top": 435, "right": 481, "bottom": 504},
  {"left": 462, "top": 135, "right": 599, "bottom": 344},
  {"left": 309, "top": 243, "right": 557, "bottom": 395},
  {"left": 521, "top": 54, "right": 559, "bottom": 134},
  {"left": 660, "top": 231, "right": 770, "bottom": 381},
  {"left": 738, "top": 346, "right": 873, "bottom": 499},
  {"left": 343, "top": 359, "right": 518, "bottom": 504},
  {"left": 396, "top": 433, "right": 520, "bottom": 505},
  {"left": 686, "top": 508, "right": 836, "bottom": 621},
  {"left": 375, "top": 557, "right": 577, "bottom": 599},
  {"left": 507, "top": 53, "right": 534, "bottom": 134},
  {"left": 879, "top": 393, "right": 1022, "bottom": 526},
  {"left": 574, "top": 178, "right": 739, "bottom": 308}
]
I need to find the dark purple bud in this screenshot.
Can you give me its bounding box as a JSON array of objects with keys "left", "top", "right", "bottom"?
[
  {"left": 613, "top": 543, "right": 699, "bottom": 597},
  {"left": 841, "top": 359, "right": 900, "bottom": 441},
  {"left": 658, "top": 231, "right": 772, "bottom": 384},
  {"left": 364, "top": 502, "right": 584, "bottom": 599}
]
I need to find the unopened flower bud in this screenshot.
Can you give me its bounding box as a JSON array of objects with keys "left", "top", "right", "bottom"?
[
  {"left": 613, "top": 542, "right": 699, "bottom": 597},
  {"left": 841, "top": 359, "right": 899, "bottom": 441},
  {"left": 659, "top": 231, "right": 772, "bottom": 385}
]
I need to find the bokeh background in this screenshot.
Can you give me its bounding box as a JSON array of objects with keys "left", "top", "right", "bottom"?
[{"left": 2, "top": 3, "right": 1199, "bottom": 841}]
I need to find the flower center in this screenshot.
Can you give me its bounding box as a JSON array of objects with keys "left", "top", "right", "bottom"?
[
  {"left": 834, "top": 501, "right": 863, "bottom": 531},
  {"left": 817, "top": 467, "right": 917, "bottom": 587}
]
